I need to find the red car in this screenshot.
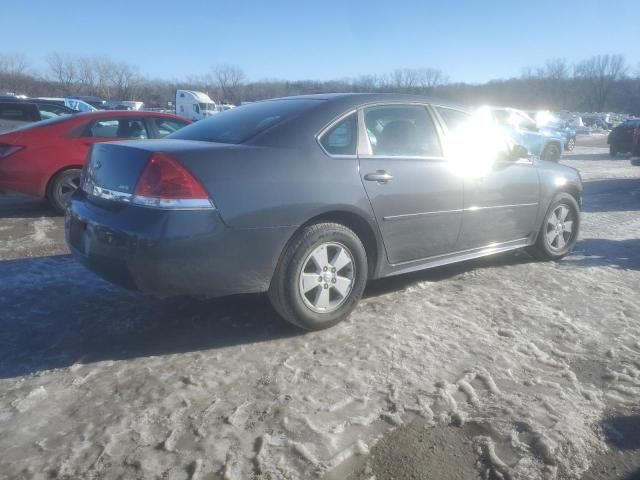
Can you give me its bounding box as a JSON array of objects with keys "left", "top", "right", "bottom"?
[{"left": 0, "top": 111, "right": 191, "bottom": 212}]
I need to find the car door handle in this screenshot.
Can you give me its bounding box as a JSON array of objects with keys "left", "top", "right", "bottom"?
[{"left": 364, "top": 170, "right": 393, "bottom": 183}]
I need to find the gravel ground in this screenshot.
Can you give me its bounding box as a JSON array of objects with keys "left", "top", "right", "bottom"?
[{"left": 0, "top": 135, "right": 639, "bottom": 480}]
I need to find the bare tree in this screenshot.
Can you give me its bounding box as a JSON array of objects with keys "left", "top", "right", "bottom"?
[
  {"left": 0, "top": 52, "right": 29, "bottom": 76},
  {"left": 46, "top": 52, "right": 79, "bottom": 95},
  {"left": 0, "top": 52, "right": 30, "bottom": 93},
  {"left": 416, "top": 68, "right": 446, "bottom": 90},
  {"left": 109, "top": 61, "right": 141, "bottom": 100},
  {"left": 76, "top": 56, "right": 97, "bottom": 95},
  {"left": 211, "top": 64, "right": 245, "bottom": 104},
  {"left": 544, "top": 58, "right": 570, "bottom": 81},
  {"left": 391, "top": 68, "right": 419, "bottom": 90},
  {"left": 574, "top": 54, "right": 628, "bottom": 111}
]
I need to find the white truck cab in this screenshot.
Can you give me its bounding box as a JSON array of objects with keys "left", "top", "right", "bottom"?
[{"left": 175, "top": 90, "right": 217, "bottom": 121}]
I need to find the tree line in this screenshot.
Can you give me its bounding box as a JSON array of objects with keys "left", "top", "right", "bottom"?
[{"left": 1, "top": 51, "right": 638, "bottom": 113}]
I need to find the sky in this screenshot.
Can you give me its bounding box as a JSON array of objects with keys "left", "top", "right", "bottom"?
[{"left": 2, "top": 0, "right": 639, "bottom": 84}]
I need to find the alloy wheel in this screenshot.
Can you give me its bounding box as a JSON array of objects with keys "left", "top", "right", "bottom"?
[
  {"left": 298, "top": 242, "right": 355, "bottom": 313},
  {"left": 55, "top": 174, "right": 80, "bottom": 209},
  {"left": 545, "top": 204, "right": 575, "bottom": 251}
]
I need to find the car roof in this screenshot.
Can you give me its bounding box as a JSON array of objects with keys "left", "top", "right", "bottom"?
[
  {"left": 263, "top": 92, "right": 467, "bottom": 110},
  {"left": 66, "top": 110, "right": 188, "bottom": 120}
]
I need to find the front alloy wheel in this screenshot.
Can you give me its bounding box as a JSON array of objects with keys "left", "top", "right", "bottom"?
[
  {"left": 269, "top": 223, "right": 368, "bottom": 330},
  {"left": 544, "top": 204, "right": 576, "bottom": 252},
  {"left": 528, "top": 193, "right": 580, "bottom": 261}
]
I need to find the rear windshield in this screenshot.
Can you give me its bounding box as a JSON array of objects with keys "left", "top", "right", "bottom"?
[{"left": 168, "top": 98, "right": 323, "bottom": 144}]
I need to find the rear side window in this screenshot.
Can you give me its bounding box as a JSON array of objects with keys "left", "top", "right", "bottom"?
[
  {"left": 319, "top": 113, "right": 356, "bottom": 156},
  {"left": 169, "top": 99, "right": 323, "bottom": 144},
  {"left": 86, "top": 119, "right": 149, "bottom": 139},
  {"left": 435, "top": 107, "right": 471, "bottom": 131},
  {"left": 364, "top": 105, "right": 442, "bottom": 157},
  {"left": 153, "top": 117, "right": 188, "bottom": 137}
]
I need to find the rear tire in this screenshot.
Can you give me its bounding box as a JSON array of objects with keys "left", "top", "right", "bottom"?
[
  {"left": 528, "top": 193, "right": 580, "bottom": 261},
  {"left": 47, "top": 168, "right": 81, "bottom": 215},
  {"left": 541, "top": 143, "right": 561, "bottom": 162},
  {"left": 269, "top": 222, "right": 368, "bottom": 331}
]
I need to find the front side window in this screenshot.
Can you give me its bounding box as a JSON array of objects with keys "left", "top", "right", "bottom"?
[
  {"left": 364, "top": 105, "right": 442, "bottom": 157},
  {"left": 319, "top": 113, "right": 356, "bottom": 156},
  {"left": 87, "top": 119, "right": 149, "bottom": 139}
]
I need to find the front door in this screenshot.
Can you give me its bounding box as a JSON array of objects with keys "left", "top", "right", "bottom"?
[
  {"left": 358, "top": 104, "right": 464, "bottom": 264},
  {"left": 432, "top": 106, "right": 541, "bottom": 250},
  {"left": 458, "top": 159, "right": 540, "bottom": 249}
]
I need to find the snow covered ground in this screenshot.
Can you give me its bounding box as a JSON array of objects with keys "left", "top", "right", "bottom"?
[{"left": 0, "top": 140, "right": 639, "bottom": 479}]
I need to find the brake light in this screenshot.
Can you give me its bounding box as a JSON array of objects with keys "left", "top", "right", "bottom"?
[
  {"left": 132, "top": 153, "right": 213, "bottom": 209},
  {"left": 0, "top": 144, "right": 24, "bottom": 159}
]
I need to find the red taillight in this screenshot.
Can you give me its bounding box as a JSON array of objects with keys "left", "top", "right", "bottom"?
[
  {"left": 134, "top": 153, "right": 209, "bottom": 200},
  {"left": 0, "top": 144, "right": 24, "bottom": 159}
]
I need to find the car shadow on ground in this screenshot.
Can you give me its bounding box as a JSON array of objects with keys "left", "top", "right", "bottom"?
[
  {"left": 602, "top": 415, "right": 640, "bottom": 451},
  {"left": 365, "top": 250, "right": 534, "bottom": 297},
  {"left": 623, "top": 470, "right": 640, "bottom": 480},
  {"left": 582, "top": 178, "right": 640, "bottom": 213},
  {"left": 0, "top": 236, "right": 635, "bottom": 380},
  {"left": 0, "top": 194, "right": 58, "bottom": 219},
  {"left": 565, "top": 152, "right": 622, "bottom": 161},
  {"left": 0, "top": 251, "right": 537, "bottom": 379},
  {"left": 569, "top": 238, "right": 640, "bottom": 271},
  {"left": 582, "top": 413, "right": 640, "bottom": 480},
  {"left": 0, "top": 254, "right": 302, "bottom": 379}
]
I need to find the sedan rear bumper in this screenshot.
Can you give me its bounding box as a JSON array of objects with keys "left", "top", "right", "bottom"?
[{"left": 65, "top": 191, "right": 295, "bottom": 298}]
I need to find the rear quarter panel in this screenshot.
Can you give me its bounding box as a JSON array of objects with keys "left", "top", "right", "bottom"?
[{"left": 179, "top": 145, "right": 376, "bottom": 230}]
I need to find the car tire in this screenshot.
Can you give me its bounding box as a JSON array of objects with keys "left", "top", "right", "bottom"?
[
  {"left": 47, "top": 168, "right": 81, "bottom": 215},
  {"left": 269, "top": 222, "right": 368, "bottom": 331},
  {"left": 566, "top": 137, "right": 576, "bottom": 151},
  {"left": 609, "top": 144, "right": 618, "bottom": 157},
  {"left": 541, "top": 143, "right": 562, "bottom": 162},
  {"left": 528, "top": 193, "right": 580, "bottom": 261}
]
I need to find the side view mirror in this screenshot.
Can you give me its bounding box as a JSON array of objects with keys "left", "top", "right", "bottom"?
[{"left": 509, "top": 144, "right": 530, "bottom": 161}]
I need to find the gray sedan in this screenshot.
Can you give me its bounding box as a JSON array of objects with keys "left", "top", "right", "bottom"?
[{"left": 66, "top": 93, "right": 582, "bottom": 330}]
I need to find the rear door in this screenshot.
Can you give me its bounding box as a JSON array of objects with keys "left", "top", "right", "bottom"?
[{"left": 357, "top": 104, "right": 463, "bottom": 264}]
